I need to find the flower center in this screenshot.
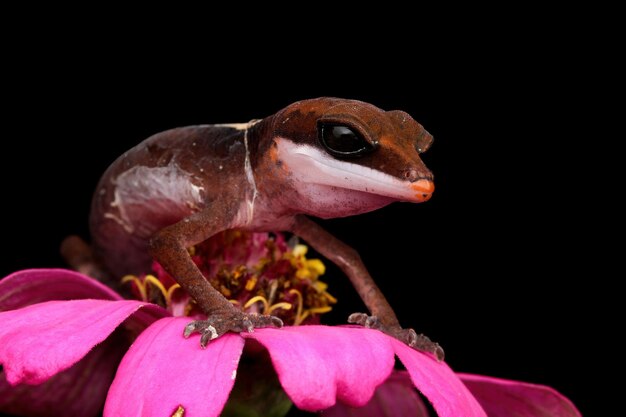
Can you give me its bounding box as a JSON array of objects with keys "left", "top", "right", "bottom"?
[{"left": 121, "top": 231, "right": 336, "bottom": 325}]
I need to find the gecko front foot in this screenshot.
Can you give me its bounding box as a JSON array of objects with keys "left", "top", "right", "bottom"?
[
  {"left": 184, "top": 311, "right": 283, "bottom": 348},
  {"left": 348, "top": 312, "right": 444, "bottom": 361}
]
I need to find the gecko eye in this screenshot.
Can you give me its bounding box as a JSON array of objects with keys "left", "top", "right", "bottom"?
[{"left": 318, "top": 123, "right": 376, "bottom": 158}]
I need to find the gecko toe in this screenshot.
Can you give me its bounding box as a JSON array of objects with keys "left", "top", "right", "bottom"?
[
  {"left": 348, "top": 312, "right": 366, "bottom": 325},
  {"left": 184, "top": 320, "right": 210, "bottom": 338},
  {"left": 407, "top": 329, "right": 445, "bottom": 361},
  {"left": 401, "top": 328, "right": 445, "bottom": 361},
  {"left": 183, "top": 312, "right": 284, "bottom": 347},
  {"left": 348, "top": 312, "right": 381, "bottom": 329},
  {"left": 240, "top": 317, "right": 254, "bottom": 333},
  {"left": 270, "top": 316, "right": 284, "bottom": 328},
  {"left": 348, "top": 312, "right": 444, "bottom": 361},
  {"left": 252, "top": 314, "right": 284, "bottom": 329}
]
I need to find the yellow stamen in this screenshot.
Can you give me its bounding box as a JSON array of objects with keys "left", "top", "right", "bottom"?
[
  {"left": 299, "top": 306, "right": 333, "bottom": 325},
  {"left": 244, "top": 295, "right": 269, "bottom": 313},
  {"left": 313, "top": 280, "right": 328, "bottom": 293},
  {"left": 229, "top": 299, "right": 241, "bottom": 305},
  {"left": 324, "top": 292, "right": 338, "bottom": 304},
  {"left": 308, "top": 306, "right": 333, "bottom": 314},
  {"left": 187, "top": 246, "right": 196, "bottom": 256},
  {"left": 245, "top": 276, "right": 258, "bottom": 291},
  {"left": 121, "top": 275, "right": 147, "bottom": 301},
  {"left": 292, "top": 244, "right": 308, "bottom": 257},
  {"left": 289, "top": 243, "right": 325, "bottom": 281},
  {"left": 306, "top": 259, "right": 326, "bottom": 276},
  {"left": 165, "top": 284, "right": 181, "bottom": 306},
  {"left": 267, "top": 280, "right": 278, "bottom": 305},
  {"left": 298, "top": 310, "right": 311, "bottom": 323},
  {"left": 289, "top": 289, "right": 305, "bottom": 325},
  {"left": 267, "top": 302, "right": 292, "bottom": 314},
  {"left": 144, "top": 275, "right": 169, "bottom": 300},
  {"left": 233, "top": 266, "right": 245, "bottom": 280},
  {"left": 295, "top": 268, "right": 310, "bottom": 280}
]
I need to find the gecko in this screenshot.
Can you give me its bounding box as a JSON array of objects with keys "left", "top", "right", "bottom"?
[{"left": 75, "top": 97, "right": 442, "bottom": 360}]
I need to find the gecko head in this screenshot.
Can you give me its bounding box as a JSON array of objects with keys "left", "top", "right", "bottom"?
[{"left": 268, "top": 98, "right": 434, "bottom": 216}]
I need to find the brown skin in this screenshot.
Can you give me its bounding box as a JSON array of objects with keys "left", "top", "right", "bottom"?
[{"left": 84, "top": 97, "right": 443, "bottom": 360}]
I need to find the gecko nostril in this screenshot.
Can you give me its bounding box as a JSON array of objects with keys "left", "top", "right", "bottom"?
[{"left": 403, "top": 169, "right": 419, "bottom": 182}]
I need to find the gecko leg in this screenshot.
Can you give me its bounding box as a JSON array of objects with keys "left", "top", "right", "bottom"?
[
  {"left": 149, "top": 204, "right": 282, "bottom": 348},
  {"left": 289, "top": 215, "right": 444, "bottom": 360}
]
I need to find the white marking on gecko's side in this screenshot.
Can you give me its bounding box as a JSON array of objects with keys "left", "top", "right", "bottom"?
[
  {"left": 243, "top": 128, "right": 257, "bottom": 200},
  {"left": 210, "top": 120, "right": 261, "bottom": 224},
  {"left": 241, "top": 120, "right": 260, "bottom": 223},
  {"left": 107, "top": 163, "right": 205, "bottom": 233},
  {"left": 213, "top": 119, "right": 261, "bottom": 131},
  {"left": 212, "top": 122, "right": 250, "bottom": 130}
]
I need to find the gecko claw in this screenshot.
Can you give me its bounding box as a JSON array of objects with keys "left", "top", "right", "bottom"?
[
  {"left": 406, "top": 330, "right": 445, "bottom": 361},
  {"left": 183, "top": 312, "right": 283, "bottom": 348},
  {"left": 267, "top": 315, "right": 285, "bottom": 328},
  {"left": 242, "top": 317, "right": 254, "bottom": 333},
  {"left": 348, "top": 312, "right": 379, "bottom": 327},
  {"left": 348, "top": 312, "right": 444, "bottom": 361},
  {"left": 184, "top": 321, "right": 218, "bottom": 348}
]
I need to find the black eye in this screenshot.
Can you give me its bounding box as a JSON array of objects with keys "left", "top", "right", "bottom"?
[{"left": 318, "top": 123, "right": 376, "bottom": 157}]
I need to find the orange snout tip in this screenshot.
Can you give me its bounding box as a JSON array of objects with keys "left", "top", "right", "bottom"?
[{"left": 410, "top": 179, "right": 435, "bottom": 201}]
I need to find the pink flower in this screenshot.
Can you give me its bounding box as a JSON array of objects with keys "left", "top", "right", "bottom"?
[{"left": 0, "top": 269, "right": 580, "bottom": 417}]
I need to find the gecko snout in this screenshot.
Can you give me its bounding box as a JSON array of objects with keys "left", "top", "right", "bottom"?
[
  {"left": 407, "top": 176, "right": 435, "bottom": 202},
  {"left": 403, "top": 168, "right": 433, "bottom": 183}
]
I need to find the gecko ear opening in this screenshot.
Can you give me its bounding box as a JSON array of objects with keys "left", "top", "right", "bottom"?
[{"left": 318, "top": 122, "right": 377, "bottom": 158}]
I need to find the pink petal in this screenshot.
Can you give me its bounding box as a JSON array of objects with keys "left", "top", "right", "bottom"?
[
  {"left": 0, "top": 268, "right": 122, "bottom": 311},
  {"left": 0, "top": 299, "right": 166, "bottom": 385},
  {"left": 104, "top": 317, "right": 245, "bottom": 417},
  {"left": 322, "top": 370, "right": 429, "bottom": 417},
  {"left": 392, "top": 339, "right": 486, "bottom": 417},
  {"left": 459, "top": 373, "right": 582, "bottom": 417},
  {"left": 244, "top": 325, "right": 395, "bottom": 411},
  {"left": 0, "top": 330, "right": 126, "bottom": 417}
]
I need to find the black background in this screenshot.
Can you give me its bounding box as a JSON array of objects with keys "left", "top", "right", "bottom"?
[{"left": 1, "top": 18, "right": 604, "bottom": 416}]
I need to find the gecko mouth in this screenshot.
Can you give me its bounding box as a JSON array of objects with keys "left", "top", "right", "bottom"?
[{"left": 276, "top": 139, "right": 434, "bottom": 203}]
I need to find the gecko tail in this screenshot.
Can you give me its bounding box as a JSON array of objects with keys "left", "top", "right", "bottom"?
[{"left": 60, "top": 235, "right": 117, "bottom": 286}]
